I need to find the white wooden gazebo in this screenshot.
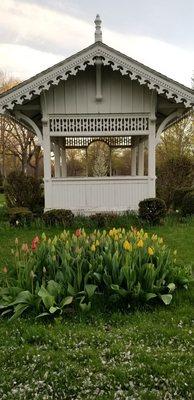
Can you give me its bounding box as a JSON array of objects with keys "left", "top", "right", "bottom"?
[{"left": 0, "top": 16, "right": 194, "bottom": 213}]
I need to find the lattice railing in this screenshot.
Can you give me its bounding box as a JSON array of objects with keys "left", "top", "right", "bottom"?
[
  {"left": 62, "top": 136, "right": 131, "bottom": 148},
  {"left": 49, "top": 114, "right": 149, "bottom": 135}
]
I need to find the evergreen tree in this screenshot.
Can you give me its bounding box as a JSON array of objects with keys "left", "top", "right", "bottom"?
[{"left": 92, "top": 150, "right": 108, "bottom": 176}]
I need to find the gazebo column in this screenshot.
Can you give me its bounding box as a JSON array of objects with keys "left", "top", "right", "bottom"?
[
  {"left": 43, "top": 120, "right": 51, "bottom": 179},
  {"left": 42, "top": 118, "right": 51, "bottom": 210},
  {"left": 54, "top": 143, "right": 61, "bottom": 178},
  {"left": 138, "top": 139, "right": 144, "bottom": 176},
  {"left": 131, "top": 137, "right": 137, "bottom": 176},
  {"left": 148, "top": 123, "right": 156, "bottom": 197},
  {"left": 60, "top": 138, "right": 67, "bottom": 177},
  {"left": 109, "top": 147, "right": 112, "bottom": 176},
  {"left": 86, "top": 147, "right": 88, "bottom": 176},
  {"left": 61, "top": 149, "right": 67, "bottom": 177}
]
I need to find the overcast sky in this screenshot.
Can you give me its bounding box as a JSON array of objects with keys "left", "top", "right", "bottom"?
[{"left": 0, "top": 0, "right": 194, "bottom": 87}]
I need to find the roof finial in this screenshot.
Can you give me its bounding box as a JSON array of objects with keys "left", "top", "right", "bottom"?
[{"left": 94, "top": 14, "right": 102, "bottom": 42}]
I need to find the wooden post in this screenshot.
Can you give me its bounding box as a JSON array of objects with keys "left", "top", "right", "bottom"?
[
  {"left": 54, "top": 143, "right": 61, "bottom": 178},
  {"left": 148, "top": 90, "right": 157, "bottom": 197},
  {"left": 148, "top": 122, "right": 156, "bottom": 197},
  {"left": 131, "top": 137, "right": 137, "bottom": 176},
  {"left": 42, "top": 118, "right": 51, "bottom": 210},
  {"left": 42, "top": 119, "right": 51, "bottom": 180},
  {"left": 61, "top": 149, "right": 67, "bottom": 177},
  {"left": 109, "top": 147, "right": 112, "bottom": 176},
  {"left": 60, "top": 138, "right": 67, "bottom": 178},
  {"left": 86, "top": 147, "right": 88, "bottom": 177},
  {"left": 138, "top": 140, "right": 144, "bottom": 176}
]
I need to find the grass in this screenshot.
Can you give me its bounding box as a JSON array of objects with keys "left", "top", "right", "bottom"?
[
  {"left": 0, "top": 290, "right": 193, "bottom": 399},
  {"left": 0, "top": 201, "right": 194, "bottom": 399}
]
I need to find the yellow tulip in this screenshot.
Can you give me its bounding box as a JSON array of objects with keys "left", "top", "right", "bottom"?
[
  {"left": 123, "top": 240, "right": 132, "bottom": 251},
  {"left": 144, "top": 233, "right": 148, "bottom": 240},
  {"left": 91, "top": 244, "right": 96, "bottom": 252},
  {"left": 95, "top": 240, "right": 100, "bottom": 246},
  {"left": 158, "top": 237, "right": 163, "bottom": 244},
  {"left": 137, "top": 239, "right": 144, "bottom": 248},
  {"left": 148, "top": 247, "right": 154, "bottom": 256},
  {"left": 152, "top": 234, "right": 158, "bottom": 242}
]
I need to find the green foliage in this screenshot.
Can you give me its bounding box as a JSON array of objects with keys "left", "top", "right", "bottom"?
[
  {"left": 181, "top": 191, "right": 194, "bottom": 216},
  {"left": 0, "top": 171, "right": 3, "bottom": 186},
  {"left": 0, "top": 227, "right": 191, "bottom": 320},
  {"left": 43, "top": 209, "right": 74, "bottom": 227},
  {"left": 90, "top": 212, "right": 117, "bottom": 228},
  {"left": 8, "top": 207, "right": 33, "bottom": 226},
  {"left": 138, "top": 198, "right": 167, "bottom": 225},
  {"left": 156, "top": 156, "right": 193, "bottom": 208},
  {"left": 4, "top": 171, "right": 44, "bottom": 214},
  {"left": 73, "top": 211, "right": 140, "bottom": 230},
  {"left": 0, "top": 204, "right": 8, "bottom": 222},
  {"left": 172, "top": 187, "right": 194, "bottom": 210}
]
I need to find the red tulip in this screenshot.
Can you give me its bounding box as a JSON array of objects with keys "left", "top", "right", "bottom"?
[
  {"left": 31, "top": 236, "right": 40, "bottom": 251},
  {"left": 75, "top": 229, "right": 81, "bottom": 238}
]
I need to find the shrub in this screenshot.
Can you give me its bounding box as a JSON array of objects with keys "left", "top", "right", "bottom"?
[
  {"left": 90, "top": 212, "right": 117, "bottom": 228},
  {"left": 0, "top": 228, "right": 191, "bottom": 320},
  {"left": 8, "top": 207, "right": 33, "bottom": 226},
  {"left": 156, "top": 156, "right": 193, "bottom": 208},
  {"left": 0, "top": 171, "right": 3, "bottom": 186},
  {"left": 73, "top": 212, "right": 140, "bottom": 230},
  {"left": 43, "top": 209, "right": 74, "bottom": 227},
  {"left": 4, "top": 171, "right": 44, "bottom": 214},
  {"left": 0, "top": 204, "right": 8, "bottom": 222},
  {"left": 138, "top": 198, "right": 167, "bottom": 225},
  {"left": 181, "top": 192, "right": 194, "bottom": 216},
  {"left": 172, "top": 187, "right": 193, "bottom": 211}
]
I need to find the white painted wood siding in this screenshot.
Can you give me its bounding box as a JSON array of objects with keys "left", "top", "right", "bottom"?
[
  {"left": 44, "top": 177, "right": 149, "bottom": 213},
  {"left": 45, "top": 66, "right": 152, "bottom": 115}
]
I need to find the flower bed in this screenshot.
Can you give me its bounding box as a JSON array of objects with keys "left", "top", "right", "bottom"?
[{"left": 0, "top": 227, "right": 191, "bottom": 320}]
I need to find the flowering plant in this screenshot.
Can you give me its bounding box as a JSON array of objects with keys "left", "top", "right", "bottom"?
[{"left": 0, "top": 228, "right": 191, "bottom": 320}]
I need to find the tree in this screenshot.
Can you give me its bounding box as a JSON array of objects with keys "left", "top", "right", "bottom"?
[
  {"left": 87, "top": 141, "right": 110, "bottom": 176},
  {"left": 156, "top": 114, "right": 194, "bottom": 207},
  {"left": 0, "top": 70, "right": 43, "bottom": 178},
  {"left": 92, "top": 149, "right": 108, "bottom": 177}
]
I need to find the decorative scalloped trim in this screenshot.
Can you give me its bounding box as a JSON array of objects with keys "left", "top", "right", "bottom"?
[{"left": 0, "top": 43, "right": 194, "bottom": 113}]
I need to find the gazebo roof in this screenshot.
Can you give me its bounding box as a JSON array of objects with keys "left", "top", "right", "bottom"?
[{"left": 0, "top": 20, "right": 194, "bottom": 113}]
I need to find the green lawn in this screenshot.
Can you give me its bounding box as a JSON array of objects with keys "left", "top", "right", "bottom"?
[{"left": 0, "top": 214, "right": 194, "bottom": 399}]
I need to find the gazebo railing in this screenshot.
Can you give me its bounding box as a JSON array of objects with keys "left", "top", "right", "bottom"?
[{"left": 49, "top": 113, "right": 150, "bottom": 136}]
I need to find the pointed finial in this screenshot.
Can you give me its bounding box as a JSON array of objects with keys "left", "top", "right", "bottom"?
[{"left": 94, "top": 14, "right": 102, "bottom": 42}]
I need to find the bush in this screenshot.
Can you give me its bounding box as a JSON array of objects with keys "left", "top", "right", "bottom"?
[
  {"left": 8, "top": 207, "right": 33, "bottom": 226},
  {"left": 4, "top": 171, "right": 44, "bottom": 214},
  {"left": 73, "top": 211, "right": 140, "bottom": 230},
  {"left": 90, "top": 212, "right": 117, "bottom": 228},
  {"left": 139, "top": 198, "right": 167, "bottom": 225},
  {"left": 0, "top": 228, "right": 191, "bottom": 320},
  {"left": 181, "top": 192, "right": 194, "bottom": 216},
  {"left": 172, "top": 187, "right": 194, "bottom": 211},
  {"left": 0, "top": 171, "right": 3, "bottom": 186},
  {"left": 43, "top": 209, "right": 74, "bottom": 227},
  {"left": 156, "top": 156, "right": 193, "bottom": 208},
  {"left": 0, "top": 205, "right": 8, "bottom": 222}
]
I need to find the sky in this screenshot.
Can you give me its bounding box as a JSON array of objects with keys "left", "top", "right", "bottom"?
[{"left": 0, "top": 0, "right": 194, "bottom": 87}]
